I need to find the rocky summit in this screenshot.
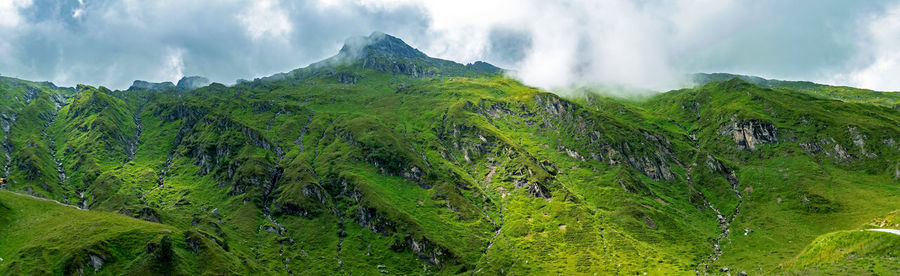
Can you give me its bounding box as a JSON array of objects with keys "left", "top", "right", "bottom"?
[
  {"left": 176, "top": 76, "right": 211, "bottom": 91},
  {"left": 0, "top": 34, "right": 898, "bottom": 275}
]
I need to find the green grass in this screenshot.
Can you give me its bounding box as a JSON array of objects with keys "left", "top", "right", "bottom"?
[
  {"left": 0, "top": 190, "right": 176, "bottom": 275},
  {"left": 1, "top": 42, "right": 898, "bottom": 275},
  {"left": 782, "top": 230, "right": 900, "bottom": 275}
]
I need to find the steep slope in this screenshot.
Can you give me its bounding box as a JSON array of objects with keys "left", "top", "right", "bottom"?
[
  {"left": 0, "top": 190, "right": 252, "bottom": 275},
  {"left": 0, "top": 77, "right": 74, "bottom": 199},
  {"left": 781, "top": 210, "right": 900, "bottom": 274},
  {"left": 640, "top": 78, "right": 900, "bottom": 273},
  {"left": 782, "top": 229, "right": 900, "bottom": 275},
  {"left": 693, "top": 72, "right": 900, "bottom": 108},
  {"left": 1, "top": 33, "right": 898, "bottom": 275}
]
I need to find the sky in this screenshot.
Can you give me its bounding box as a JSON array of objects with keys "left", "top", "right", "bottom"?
[{"left": 1, "top": 0, "right": 899, "bottom": 92}]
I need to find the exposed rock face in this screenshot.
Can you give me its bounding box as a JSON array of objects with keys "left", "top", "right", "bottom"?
[
  {"left": 533, "top": 95, "right": 677, "bottom": 182},
  {"left": 799, "top": 141, "right": 824, "bottom": 155},
  {"left": 895, "top": 163, "right": 900, "bottom": 180},
  {"left": 339, "top": 32, "right": 427, "bottom": 60},
  {"left": 176, "top": 76, "right": 211, "bottom": 90},
  {"left": 1, "top": 112, "right": 16, "bottom": 133},
  {"left": 557, "top": 145, "right": 586, "bottom": 161},
  {"left": 336, "top": 72, "right": 359, "bottom": 84},
  {"left": 127, "top": 80, "right": 175, "bottom": 92},
  {"left": 23, "top": 86, "right": 40, "bottom": 104},
  {"left": 1, "top": 111, "right": 17, "bottom": 188},
  {"left": 623, "top": 152, "right": 674, "bottom": 181},
  {"left": 88, "top": 254, "right": 104, "bottom": 273},
  {"left": 526, "top": 182, "right": 551, "bottom": 198},
  {"left": 465, "top": 61, "right": 503, "bottom": 74},
  {"left": 277, "top": 184, "right": 328, "bottom": 217},
  {"left": 187, "top": 116, "right": 284, "bottom": 189},
  {"left": 799, "top": 129, "right": 883, "bottom": 162},
  {"left": 512, "top": 178, "right": 551, "bottom": 198},
  {"left": 848, "top": 126, "right": 876, "bottom": 158},
  {"left": 356, "top": 206, "right": 395, "bottom": 235},
  {"left": 721, "top": 119, "right": 777, "bottom": 150},
  {"left": 342, "top": 33, "right": 436, "bottom": 78},
  {"left": 320, "top": 32, "right": 501, "bottom": 79},
  {"left": 406, "top": 237, "right": 446, "bottom": 266}
]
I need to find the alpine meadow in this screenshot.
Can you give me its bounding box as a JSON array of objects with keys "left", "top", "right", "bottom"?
[{"left": 1, "top": 1, "right": 899, "bottom": 275}]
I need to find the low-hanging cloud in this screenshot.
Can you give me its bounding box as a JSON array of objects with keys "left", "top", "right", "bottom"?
[
  {"left": 830, "top": 2, "right": 900, "bottom": 91},
  {"left": 0, "top": 0, "right": 898, "bottom": 92}
]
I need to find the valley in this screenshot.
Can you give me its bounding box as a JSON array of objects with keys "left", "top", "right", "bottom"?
[{"left": 0, "top": 33, "right": 898, "bottom": 275}]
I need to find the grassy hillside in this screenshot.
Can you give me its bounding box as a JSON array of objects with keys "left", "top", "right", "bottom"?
[
  {"left": 693, "top": 73, "right": 900, "bottom": 108},
  {"left": 0, "top": 190, "right": 249, "bottom": 275},
  {"left": 1, "top": 33, "right": 898, "bottom": 275}
]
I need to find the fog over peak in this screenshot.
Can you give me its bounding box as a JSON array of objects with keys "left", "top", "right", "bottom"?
[{"left": 1, "top": 0, "right": 899, "bottom": 92}]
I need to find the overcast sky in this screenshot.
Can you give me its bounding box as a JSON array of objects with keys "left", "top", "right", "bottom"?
[{"left": 1, "top": 0, "right": 899, "bottom": 92}]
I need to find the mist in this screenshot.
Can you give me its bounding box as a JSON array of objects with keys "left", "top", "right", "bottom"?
[{"left": 1, "top": 0, "right": 899, "bottom": 92}]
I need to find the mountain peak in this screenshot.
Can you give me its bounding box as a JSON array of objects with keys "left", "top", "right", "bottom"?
[
  {"left": 176, "top": 76, "right": 210, "bottom": 90},
  {"left": 338, "top": 32, "right": 427, "bottom": 60},
  {"left": 128, "top": 80, "right": 175, "bottom": 92},
  {"left": 282, "top": 32, "right": 502, "bottom": 80},
  {"left": 126, "top": 76, "right": 209, "bottom": 92}
]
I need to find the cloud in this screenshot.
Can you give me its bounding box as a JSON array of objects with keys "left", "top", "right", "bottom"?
[
  {"left": 0, "top": 0, "right": 433, "bottom": 89},
  {"left": 384, "top": 0, "right": 744, "bottom": 90},
  {"left": 238, "top": 0, "right": 292, "bottom": 40},
  {"left": 319, "top": 0, "right": 897, "bottom": 92},
  {"left": 158, "top": 47, "right": 185, "bottom": 83},
  {"left": 0, "top": 0, "right": 898, "bottom": 92},
  {"left": 72, "top": 0, "right": 85, "bottom": 18},
  {"left": 832, "top": 3, "right": 900, "bottom": 91},
  {"left": 0, "top": 0, "right": 33, "bottom": 27}
]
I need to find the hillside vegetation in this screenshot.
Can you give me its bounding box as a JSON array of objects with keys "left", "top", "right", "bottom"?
[{"left": 1, "top": 33, "right": 898, "bottom": 275}]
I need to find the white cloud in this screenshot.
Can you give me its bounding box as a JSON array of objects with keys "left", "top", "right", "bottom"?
[
  {"left": 0, "top": 0, "right": 33, "bottom": 27},
  {"left": 157, "top": 47, "right": 185, "bottom": 83},
  {"left": 380, "top": 0, "right": 749, "bottom": 91},
  {"left": 2, "top": 0, "right": 896, "bottom": 92},
  {"left": 238, "top": 0, "right": 292, "bottom": 40},
  {"left": 72, "top": 0, "right": 85, "bottom": 18},
  {"left": 834, "top": 4, "right": 900, "bottom": 91}
]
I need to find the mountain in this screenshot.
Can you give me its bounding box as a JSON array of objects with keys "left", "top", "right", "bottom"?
[
  {"left": 1, "top": 34, "right": 898, "bottom": 275},
  {"left": 127, "top": 76, "right": 211, "bottom": 92},
  {"left": 260, "top": 32, "right": 502, "bottom": 84},
  {"left": 128, "top": 80, "right": 176, "bottom": 92},
  {"left": 693, "top": 73, "right": 900, "bottom": 108},
  {"left": 176, "top": 76, "right": 211, "bottom": 91}
]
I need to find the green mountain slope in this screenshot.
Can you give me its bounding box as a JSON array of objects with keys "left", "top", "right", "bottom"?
[
  {"left": 1, "top": 33, "right": 898, "bottom": 275},
  {"left": 693, "top": 73, "right": 900, "bottom": 108}
]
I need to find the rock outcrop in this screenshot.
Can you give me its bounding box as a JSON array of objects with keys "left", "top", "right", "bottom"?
[
  {"left": 720, "top": 118, "right": 777, "bottom": 150},
  {"left": 176, "top": 76, "right": 211, "bottom": 90},
  {"left": 127, "top": 80, "right": 175, "bottom": 92}
]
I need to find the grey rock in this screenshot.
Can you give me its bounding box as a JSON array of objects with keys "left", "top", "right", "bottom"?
[
  {"left": 465, "top": 61, "right": 503, "bottom": 74},
  {"left": 128, "top": 80, "right": 176, "bottom": 92},
  {"left": 23, "top": 86, "right": 40, "bottom": 104},
  {"left": 336, "top": 72, "right": 359, "bottom": 84},
  {"left": 720, "top": 118, "right": 777, "bottom": 151},
  {"left": 176, "top": 76, "right": 211, "bottom": 90},
  {"left": 339, "top": 32, "right": 427, "bottom": 60},
  {"left": 89, "top": 254, "right": 104, "bottom": 272}
]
